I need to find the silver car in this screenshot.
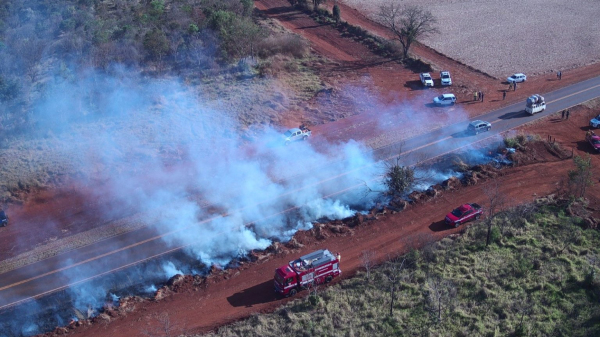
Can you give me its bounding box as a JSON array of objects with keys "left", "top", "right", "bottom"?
[{"left": 468, "top": 120, "right": 491, "bottom": 134}]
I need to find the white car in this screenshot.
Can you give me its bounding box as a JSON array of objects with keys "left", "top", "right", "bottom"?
[
  {"left": 440, "top": 71, "right": 452, "bottom": 86},
  {"left": 433, "top": 93, "right": 456, "bottom": 106},
  {"left": 507, "top": 73, "right": 527, "bottom": 83},
  {"left": 590, "top": 115, "right": 600, "bottom": 128},
  {"left": 420, "top": 73, "right": 434, "bottom": 87}
]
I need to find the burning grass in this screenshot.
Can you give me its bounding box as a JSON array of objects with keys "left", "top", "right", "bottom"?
[{"left": 199, "top": 198, "right": 600, "bottom": 337}]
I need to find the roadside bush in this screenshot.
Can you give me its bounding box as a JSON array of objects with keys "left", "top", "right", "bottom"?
[
  {"left": 504, "top": 133, "right": 530, "bottom": 149},
  {"left": 257, "top": 34, "right": 309, "bottom": 58}
]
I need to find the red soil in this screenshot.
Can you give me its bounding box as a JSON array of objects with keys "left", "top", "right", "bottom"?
[{"left": 1, "top": 1, "right": 595, "bottom": 336}]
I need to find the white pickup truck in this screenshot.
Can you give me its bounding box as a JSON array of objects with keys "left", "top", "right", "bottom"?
[
  {"left": 420, "top": 73, "right": 434, "bottom": 87},
  {"left": 525, "top": 94, "right": 546, "bottom": 115},
  {"left": 283, "top": 125, "right": 311, "bottom": 145}
]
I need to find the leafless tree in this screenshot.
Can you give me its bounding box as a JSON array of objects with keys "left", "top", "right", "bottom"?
[
  {"left": 425, "top": 274, "right": 456, "bottom": 323},
  {"left": 360, "top": 250, "right": 376, "bottom": 282},
  {"left": 512, "top": 292, "right": 535, "bottom": 335},
  {"left": 483, "top": 179, "right": 507, "bottom": 246},
  {"left": 382, "top": 255, "right": 410, "bottom": 317},
  {"left": 378, "top": 2, "right": 439, "bottom": 59}
]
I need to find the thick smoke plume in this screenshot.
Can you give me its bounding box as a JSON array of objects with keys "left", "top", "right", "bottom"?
[{"left": 1, "top": 65, "right": 388, "bottom": 336}]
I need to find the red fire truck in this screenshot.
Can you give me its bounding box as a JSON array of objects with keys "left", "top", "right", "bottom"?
[{"left": 274, "top": 249, "right": 341, "bottom": 297}]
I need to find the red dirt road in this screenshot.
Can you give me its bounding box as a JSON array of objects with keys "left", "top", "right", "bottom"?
[{"left": 0, "top": 1, "right": 594, "bottom": 336}]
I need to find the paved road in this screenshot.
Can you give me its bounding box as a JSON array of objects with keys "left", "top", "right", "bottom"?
[
  {"left": 373, "top": 76, "right": 600, "bottom": 165},
  {"left": 0, "top": 76, "right": 599, "bottom": 313}
]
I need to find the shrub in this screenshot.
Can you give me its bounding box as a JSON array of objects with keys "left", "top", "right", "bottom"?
[
  {"left": 490, "top": 226, "right": 501, "bottom": 244},
  {"left": 257, "top": 34, "right": 309, "bottom": 58},
  {"left": 188, "top": 23, "right": 199, "bottom": 34},
  {"left": 332, "top": 5, "right": 341, "bottom": 24}
]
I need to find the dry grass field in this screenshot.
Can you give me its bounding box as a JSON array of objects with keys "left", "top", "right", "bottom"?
[{"left": 340, "top": 0, "right": 600, "bottom": 77}]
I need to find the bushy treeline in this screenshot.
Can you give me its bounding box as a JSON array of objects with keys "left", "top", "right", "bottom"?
[
  {"left": 0, "top": 0, "right": 308, "bottom": 136},
  {"left": 200, "top": 199, "right": 600, "bottom": 337}
]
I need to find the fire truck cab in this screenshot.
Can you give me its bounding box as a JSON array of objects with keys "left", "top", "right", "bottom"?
[{"left": 274, "top": 249, "right": 341, "bottom": 297}]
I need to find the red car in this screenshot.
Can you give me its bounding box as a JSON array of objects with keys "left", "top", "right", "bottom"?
[
  {"left": 445, "top": 203, "right": 483, "bottom": 227},
  {"left": 586, "top": 131, "right": 600, "bottom": 152}
]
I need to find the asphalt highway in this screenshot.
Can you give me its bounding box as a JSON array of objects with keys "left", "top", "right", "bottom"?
[{"left": 1, "top": 76, "right": 599, "bottom": 312}]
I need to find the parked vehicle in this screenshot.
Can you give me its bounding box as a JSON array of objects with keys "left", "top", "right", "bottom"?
[
  {"left": 283, "top": 125, "right": 311, "bottom": 145},
  {"left": 467, "top": 120, "right": 491, "bottom": 134},
  {"left": 590, "top": 114, "right": 600, "bottom": 128},
  {"left": 445, "top": 203, "right": 483, "bottom": 227},
  {"left": 507, "top": 73, "right": 527, "bottom": 83},
  {"left": 440, "top": 71, "right": 452, "bottom": 86},
  {"left": 274, "top": 249, "right": 341, "bottom": 297},
  {"left": 525, "top": 94, "right": 546, "bottom": 114},
  {"left": 586, "top": 131, "right": 600, "bottom": 152},
  {"left": 420, "top": 73, "right": 434, "bottom": 87},
  {"left": 0, "top": 210, "right": 8, "bottom": 227},
  {"left": 433, "top": 93, "right": 456, "bottom": 106}
]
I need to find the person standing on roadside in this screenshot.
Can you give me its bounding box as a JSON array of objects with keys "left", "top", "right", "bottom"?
[
  {"left": 481, "top": 91, "right": 485, "bottom": 102},
  {"left": 503, "top": 91, "right": 506, "bottom": 100},
  {"left": 566, "top": 109, "right": 570, "bottom": 119},
  {"left": 559, "top": 71, "right": 562, "bottom": 80},
  {"left": 514, "top": 81, "right": 517, "bottom": 91},
  {"left": 562, "top": 110, "right": 565, "bottom": 119},
  {"left": 474, "top": 91, "right": 478, "bottom": 101}
]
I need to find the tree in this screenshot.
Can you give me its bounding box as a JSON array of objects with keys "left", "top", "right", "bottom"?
[
  {"left": 143, "top": 29, "right": 170, "bottom": 61},
  {"left": 425, "top": 274, "right": 456, "bottom": 323},
  {"left": 382, "top": 256, "right": 409, "bottom": 317},
  {"left": 483, "top": 179, "right": 507, "bottom": 246},
  {"left": 360, "top": 250, "right": 376, "bottom": 282},
  {"left": 378, "top": 2, "right": 439, "bottom": 59},
  {"left": 568, "top": 154, "right": 594, "bottom": 198},
  {"left": 384, "top": 157, "right": 415, "bottom": 197},
  {"left": 332, "top": 4, "right": 341, "bottom": 24}
]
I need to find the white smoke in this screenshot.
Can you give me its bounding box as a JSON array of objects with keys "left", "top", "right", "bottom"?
[{"left": 162, "top": 261, "right": 185, "bottom": 278}]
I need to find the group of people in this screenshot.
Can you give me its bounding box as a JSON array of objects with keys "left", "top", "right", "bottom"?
[
  {"left": 473, "top": 91, "right": 485, "bottom": 102},
  {"left": 561, "top": 109, "right": 570, "bottom": 119}
]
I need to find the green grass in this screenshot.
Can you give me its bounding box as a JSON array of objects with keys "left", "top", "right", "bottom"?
[{"left": 199, "top": 199, "right": 600, "bottom": 337}]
